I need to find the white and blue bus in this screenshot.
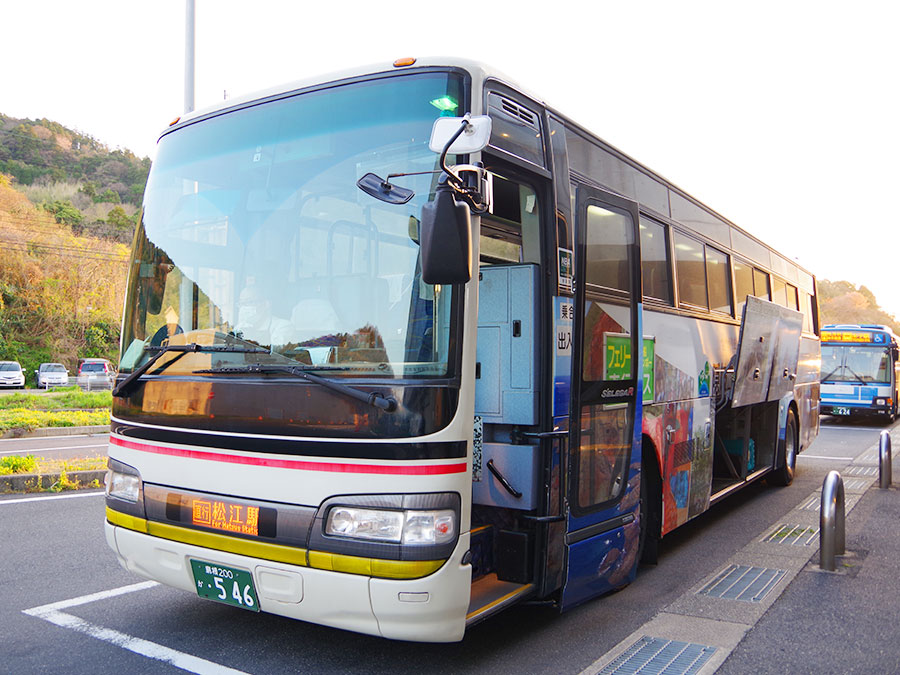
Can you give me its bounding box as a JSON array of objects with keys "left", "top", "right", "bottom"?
[
  {"left": 820, "top": 324, "right": 899, "bottom": 420},
  {"left": 104, "top": 58, "right": 820, "bottom": 642}
]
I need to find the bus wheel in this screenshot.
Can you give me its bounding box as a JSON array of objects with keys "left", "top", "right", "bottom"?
[
  {"left": 769, "top": 408, "right": 798, "bottom": 487},
  {"left": 638, "top": 450, "right": 660, "bottom": 565}
]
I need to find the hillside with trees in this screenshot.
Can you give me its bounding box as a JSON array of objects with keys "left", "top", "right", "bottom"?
[
  {"left": 0, "top": 175, "right": 129, "bottom": 380},
  {"left": 817, "top": 279, "right": 900, "bottom": 334},
  {"left": 0, "top": 114, "right": 149, "bottom": 244}
]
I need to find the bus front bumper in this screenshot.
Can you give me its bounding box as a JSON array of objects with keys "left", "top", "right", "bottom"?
[{"left": 106, "top": 521, "right": 471, "bottom": 642}]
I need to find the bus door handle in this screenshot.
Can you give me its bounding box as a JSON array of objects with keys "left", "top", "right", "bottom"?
[{"left": 487, "top": 459, "right": 522, "bottom": 499}]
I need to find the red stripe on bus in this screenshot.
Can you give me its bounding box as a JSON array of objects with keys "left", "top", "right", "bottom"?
[{"left": 109, "top": 436, "right": 468, "bottom": 475}]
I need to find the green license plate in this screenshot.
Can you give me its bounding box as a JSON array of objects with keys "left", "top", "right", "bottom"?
[
  {"left": 190, "top": 559, "right": 259, "bottom": 612},
  {"left": 835, "top": 407, "right": 851, "bottom": 416}
]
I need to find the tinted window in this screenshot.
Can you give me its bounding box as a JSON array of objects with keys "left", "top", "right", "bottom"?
[
  {"left": 639, "top": 217, "right": 671, "bottom": 303},
  {"left": 486, "top": 92, "right": 544, "bottom": 167},
  {"left": 674, "top": 231, "right": 707, "bottom": 308},
  {"left": 785, "top": 284, "right": 799, "bottom": 311},
  {"left": 584, "top": 205, "right": 633, "bottom": 292},
  {"left": 772, "top": 278, "right": 787, "bottom": 306},
  {"left": 753, "top": 268, "right": 770, "bottom": 299},
  {"left": 706, "top": 247, "right": 732, "bottom": 314},
  {"left": 734, "top": 260, "right": 754, "bottom": 317}
]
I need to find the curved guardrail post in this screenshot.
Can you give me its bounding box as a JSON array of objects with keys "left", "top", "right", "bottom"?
[
  {"left": 880, "top": 430, "right": 892, "bottom": 489},
  {"left": 820, "top": 470, "right": 845, "bottom": 572}
]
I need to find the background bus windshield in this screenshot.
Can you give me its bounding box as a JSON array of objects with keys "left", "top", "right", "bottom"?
[
  {"left": 821, "top": 345, "right": 891, "bottom": 383},
  {"left": 120, "top": 72, "right": 463, "bottom": 378}
]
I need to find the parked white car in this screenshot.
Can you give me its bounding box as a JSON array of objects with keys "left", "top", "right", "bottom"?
[
  {"left": 35, "top": 362, "right": 69, "bottom": 388},
  {"left": 0, "top": 361, "right": 25, "bottom": 388}
]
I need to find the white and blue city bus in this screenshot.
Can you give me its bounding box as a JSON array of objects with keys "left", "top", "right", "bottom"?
[
  {"left": 104, "top": 57, "right": 820, "bottom": 642},
  {"left": 820, "top": 324, "right": 900, "bottom": 420}
]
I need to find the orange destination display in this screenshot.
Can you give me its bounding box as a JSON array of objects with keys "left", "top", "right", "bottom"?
[{"left": 191, "top": 498, "right": 260, "bottom": 536}]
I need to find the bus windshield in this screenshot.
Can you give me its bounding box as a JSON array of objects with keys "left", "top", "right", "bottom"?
[
  {"left": 120, "top": 72, "right": 464, "bottom": 379},
  {"left": 821, "top": 344, "right": 891, "bottom": 383}
]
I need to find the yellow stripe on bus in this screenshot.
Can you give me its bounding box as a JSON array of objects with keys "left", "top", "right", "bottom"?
[{"left": 107, "top": 507, "right": 444, "bottom": 580}]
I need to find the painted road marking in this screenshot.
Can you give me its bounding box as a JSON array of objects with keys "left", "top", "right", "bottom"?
[
  {"left": 0, "top": 443, "right": 107, "bottom": 455},
  {"left": 0, "top": 491, "right": 105, "bottom": 505},
  {"left": 24, "top": 582, "right": 250, "bottom": 675},
  {"left": 800, "top": 455, "right": 854, "bottom": 461}
]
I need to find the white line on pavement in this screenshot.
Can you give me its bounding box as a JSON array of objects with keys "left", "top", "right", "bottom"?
[
  {"left": 0, "top": 433, "right": 108, "bottom": 443},
  {"left": 0, "top": 491, "right": 105, "bottom": 505},
  {"left": 801, "top": 455, "right": 855, "bottom": 461},
  {"left": 24, "top": 582, "right": 251, "bottom": 675},
  {"left": 0, "top": 443, "right": 107, "bottom": 456}
]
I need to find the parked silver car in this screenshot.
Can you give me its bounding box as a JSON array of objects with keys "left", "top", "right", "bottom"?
[
  {"left": 0, "top": 361, "right": 26, "bottom": 388},
  {"left": 35, "top": 362, "right": 69, "bottom": 388}
]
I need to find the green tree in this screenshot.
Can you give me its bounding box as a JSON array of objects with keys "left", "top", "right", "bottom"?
[{"left": 43, "top": 200, "right": 84, "bottom": 227}]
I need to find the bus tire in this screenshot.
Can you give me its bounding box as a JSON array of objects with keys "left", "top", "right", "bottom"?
[
  {"left": 638, "top": 445, "right": 661, "bottom": 565},
  {"left": 769, "top": 408, "right": 798, "bottom": 487}
]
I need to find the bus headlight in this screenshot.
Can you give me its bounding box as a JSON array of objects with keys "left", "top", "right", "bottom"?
[
  {"left": 325, "top": 506, "right": 456, "bottom": 545},
  {"left": 106, "top": 459, "right": 142, "bottom": 503}
]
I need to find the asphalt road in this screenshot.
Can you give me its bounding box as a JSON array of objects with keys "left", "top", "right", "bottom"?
[{"left": 1, "top": 416, "right": 892, "bottom": 674}]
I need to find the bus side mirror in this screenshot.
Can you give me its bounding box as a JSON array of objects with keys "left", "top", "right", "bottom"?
[
  {"left": 429, "top": 115, "right": 492, "bottom": 154},
  {"left": 420, "top": 181, "right": 472, "bottom": 285}
]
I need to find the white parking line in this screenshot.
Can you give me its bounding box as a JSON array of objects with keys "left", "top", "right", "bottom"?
[
  {"left": 0, "top": 433, "right": 108, "bottom": 443},
  {"left": 800, "top": 455, "right": 854, "bottom": 461},
  {"left": 0, "top": 443, "right": 107, "bottom": 456},
  {"left": 0, "top": 492, "right": 105, "bottom": 505},
  {"left": 24, "top": 582, "right": 250, "bottom": 675}
]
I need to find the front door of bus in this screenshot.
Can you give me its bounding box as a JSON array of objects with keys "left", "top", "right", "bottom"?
[{"left": 561, "top": 186, "right": 642, "bottom": 609}]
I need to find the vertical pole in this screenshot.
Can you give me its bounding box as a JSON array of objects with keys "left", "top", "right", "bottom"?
[
  {"left": 819, "top": 470, "right": 845, "bottom": 571},
  {"left": 879, "top": 430, "right": 892, "bottom": 489},
  {"left": 185, "top": 0, "right": 196, "bottom": 114}
]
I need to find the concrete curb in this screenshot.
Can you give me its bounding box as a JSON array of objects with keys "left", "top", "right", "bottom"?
[
  {"left": 0, "top": 469, "right": 106, "bottom": 494},
  {"left": 0, "top": 425, "right": 110, "bottom": 440}
]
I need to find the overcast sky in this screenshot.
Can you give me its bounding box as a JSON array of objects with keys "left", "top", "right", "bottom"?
[{"left": 3, "top": 1, "right": 898, "bottom": 317}]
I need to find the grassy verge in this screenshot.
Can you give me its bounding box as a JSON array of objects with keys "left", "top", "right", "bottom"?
[
  {"left": 1, "top": 454, "right": 106, "bottom": 492},
  {"left": 0, "top": 408, "right": 110, "bottom": 432},
  {"left": 0, "top": 386, "right": 112, "bottom": 411}
]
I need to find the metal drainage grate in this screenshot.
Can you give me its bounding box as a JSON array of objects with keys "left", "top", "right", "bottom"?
[
  {"left": 856, "top": 449, "right": 879, "bottom": 464},
  {"left": 598, "top": 636, "right": 716, "bottom": 675},
  {"left": 763, "top": 524, "right": 819, "bottom": 546},
  {"left": 846, "top": 465, "right": 878, "bottom": 477},
  {"left": 799, "top": 495, "right": 821, "bottom": 512},
  {"left": 842, "top": 478, "right": 870, "bottom": 491},
  {"left": 697, "top": 564, "right": 786, "bottom": 602}
]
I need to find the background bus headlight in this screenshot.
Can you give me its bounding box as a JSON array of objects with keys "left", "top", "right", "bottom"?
[
  {"left": 106, "top": 459, "right": 142, "bottom": 503},
  {"left": 325, "top": 506, "right": 456, "bottom": 545}
]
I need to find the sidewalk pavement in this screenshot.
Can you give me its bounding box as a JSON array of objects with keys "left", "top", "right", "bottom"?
[
  {"left": 582, "top": 428, "right": 900, "bottom": 675},
  {"left": 0, "top": 425, "right": 108, "bottom": 493}
]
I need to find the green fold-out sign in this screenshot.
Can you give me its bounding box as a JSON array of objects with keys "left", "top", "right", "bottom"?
[{"left": 605, "top": 334, "right": 655, "bottom": 403}]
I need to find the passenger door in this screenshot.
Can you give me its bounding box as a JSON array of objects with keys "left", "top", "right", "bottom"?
[{"left": 561, "top": 186, "right": 642, "bottom": 609}]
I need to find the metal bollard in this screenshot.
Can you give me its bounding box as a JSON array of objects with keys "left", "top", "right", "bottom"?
[
  {"left": 880, "top": 430, "right": 892, "bottom": 489},
  {"left": 819, "top": 470, "right": 845, "bottom": 572}
]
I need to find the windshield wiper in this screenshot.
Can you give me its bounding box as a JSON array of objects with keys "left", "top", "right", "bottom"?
[
  {"left": 113, "top": 343, "right": 270, "bottom": 398},
  {"left": 193, "top": 363, "right": 398, "bottom": 413}
]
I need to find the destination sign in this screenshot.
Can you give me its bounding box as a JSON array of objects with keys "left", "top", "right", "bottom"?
[
  {"left": 820, "top": 330, "right": 886, "bottom": 344},
  {"left": 191, "top": 497, "right": 260, "bottom": 536}
]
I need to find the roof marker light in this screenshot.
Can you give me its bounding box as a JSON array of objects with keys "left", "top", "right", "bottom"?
[
  {"left": 393, "top": 57, "right": 417, "bottom": 67},
  {"left": 169, "top": 116, "right": 181, "bottom": 127}
]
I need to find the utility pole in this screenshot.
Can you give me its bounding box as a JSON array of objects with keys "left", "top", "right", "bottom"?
[{"left": 185, "top": 0, "right": 195, "bottom": 114}]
